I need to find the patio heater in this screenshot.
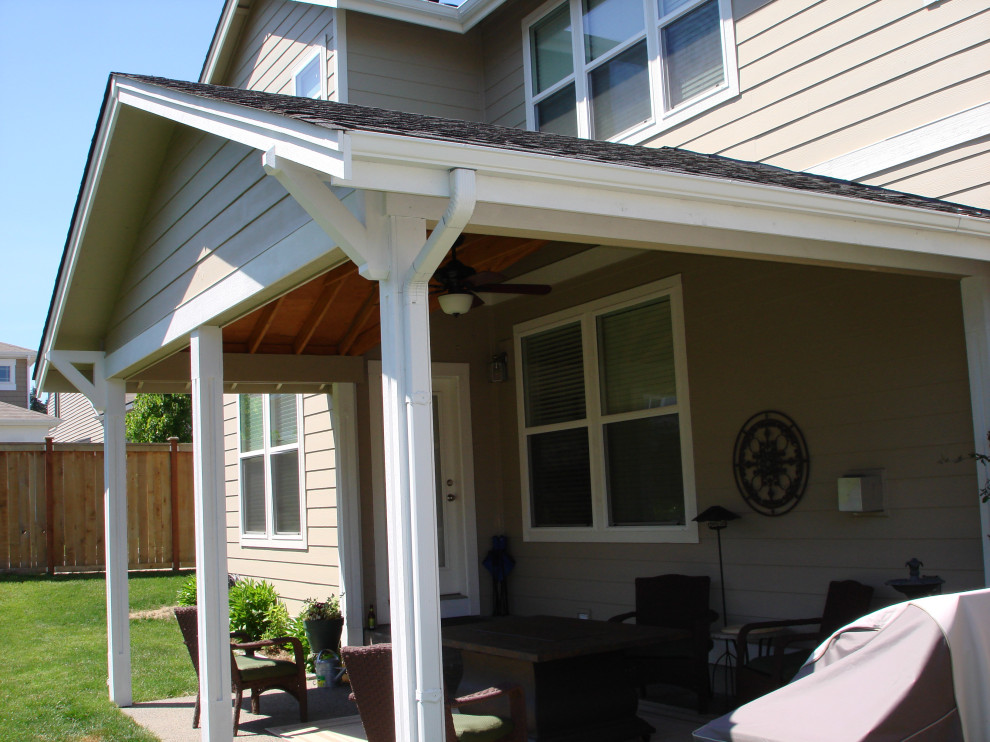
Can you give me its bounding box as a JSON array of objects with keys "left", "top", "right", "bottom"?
[{"left": 693, "top": 505, "right": 740, "bottom": 624}]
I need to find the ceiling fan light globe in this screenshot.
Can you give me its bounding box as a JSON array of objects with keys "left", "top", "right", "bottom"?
[{"left": 439, "top": 292, "right": 473, "bottom": 316}]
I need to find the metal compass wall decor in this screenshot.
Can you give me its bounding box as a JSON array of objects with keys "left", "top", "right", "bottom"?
[{"left": 733, "top": 410, "right": 810, "bottom": 516}]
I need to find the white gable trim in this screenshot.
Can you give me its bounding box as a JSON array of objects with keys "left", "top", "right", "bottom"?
[
  {"left": 201, "top": 0, "right": 507, "bottom": 81},
  {"left": 807, "top": 103, "right": 990, "bottom": 182}
]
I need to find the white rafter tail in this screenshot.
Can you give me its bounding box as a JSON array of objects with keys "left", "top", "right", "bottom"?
[{"left": 262, "top": 148, "right": 388, "bottom": 280}]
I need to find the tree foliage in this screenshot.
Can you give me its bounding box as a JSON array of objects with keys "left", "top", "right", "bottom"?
[{"left": 125, "top": 393, "right": 192, "bottom": 443}]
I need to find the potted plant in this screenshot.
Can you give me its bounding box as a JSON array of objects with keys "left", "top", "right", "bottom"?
[{"left": 300, "top": 595, "right": 343, "bottom": 658}]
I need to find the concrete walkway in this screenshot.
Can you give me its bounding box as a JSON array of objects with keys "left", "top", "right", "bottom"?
[
  {"left": 123, "top": 681, "right": 713, "bottom": 741},
  {"left": 122, "top": 681, "right": 357, "bottom": 742}
]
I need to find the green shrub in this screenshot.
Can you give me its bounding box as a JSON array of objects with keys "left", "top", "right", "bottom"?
[
  {"left": 229, "top": 578, "right": 282, "bottom": 640},
  {"left": 176, "top": 574, "right": 197, "bottom": 606},
  {"left": 176, "top": 574, "right": 286, "bottom": 641}
]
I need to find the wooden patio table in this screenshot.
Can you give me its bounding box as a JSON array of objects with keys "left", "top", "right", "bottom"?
[{"left": 441, "top": 615, "right": 688, "bottom": 742}]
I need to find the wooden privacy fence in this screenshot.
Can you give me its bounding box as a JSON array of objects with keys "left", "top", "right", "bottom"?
[{"left": 0, "top": 438, "right": 195, "bottom": 573}]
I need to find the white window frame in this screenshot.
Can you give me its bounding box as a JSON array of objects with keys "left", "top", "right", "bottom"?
[
  {"left": 522, "top": 0, "right": 738, "bottom": 144},
  {"left": 292, "top": 47, "right": 325, "bottom": 100},
  {"left": 514, "top": 277, "right": 697, "bottom": 543},
  {"left": 0, "top": 359, "right": 15, "bottom": 390},
  {"left": 237, "top": 394, "right": 308, "bottom": 549}
]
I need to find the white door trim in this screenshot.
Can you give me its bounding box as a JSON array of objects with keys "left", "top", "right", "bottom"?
[{"left": 369, "top": 361, "right": 480, "bottom": 624}]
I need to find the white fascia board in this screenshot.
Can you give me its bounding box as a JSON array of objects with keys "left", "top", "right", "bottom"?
[
  {"left": 303, "top": 0, "right": 462, "bottom": 31},
  {"left": 299, "top": 0, "right": 503, "bottom": 32},
  {"left": 200, "top": 0, "right": 247, "bottom": 83},
  {"left": 36, "top": 94, "right": 125, "bottom": 394},
  {"left": 341, "top": 130, "right": 990, "bottom": 261},
  {"left": 808, "top": 102, "right": 990, "bottom": 182},
  {"left": 114, "top": 78, "right": 350, "bottom": 180}
]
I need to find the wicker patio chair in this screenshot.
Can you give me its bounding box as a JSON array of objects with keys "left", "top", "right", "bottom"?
[
  {"left": 609, "top": 574, "right": 717, "bottom": 713},
  {"left": 340, "top": 643, "right": 526, "bottom": 742},
  {"left": 174, "top": 605, "right": 308, "bottom": 735},
  {"left": 734, "top": 579, "right": 874, "bottom": 704}
]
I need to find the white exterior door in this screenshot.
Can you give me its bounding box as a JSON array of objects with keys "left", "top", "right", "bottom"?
[{"left": 370, "top": 362, "right": 480, "bottom": 622}]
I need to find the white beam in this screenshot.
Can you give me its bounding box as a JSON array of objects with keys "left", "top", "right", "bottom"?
[
  {"left": 263, "top": 149, "right": 388, "bottom": 280},
  {"left": 330, "top": 384, "right": 363, "bottom": 647},
  {"left": 190, "top": 327, "right": 233, "bottom": 742},
  {"left": 103, "top": 377, "right": 131, "bottom": 706},
  {"left": 46, "top": 351, "right": 107, "bottom": 411},
  {"left": 378, "top": 214, "right": 445, "bottom": 742},
  {"left": 961, "top": 275, "right": 990, "bottom": 586}
]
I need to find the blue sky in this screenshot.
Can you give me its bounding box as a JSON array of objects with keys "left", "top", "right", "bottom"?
[{"left": 0, "top": 0, "right": 226, "bottom": 362}]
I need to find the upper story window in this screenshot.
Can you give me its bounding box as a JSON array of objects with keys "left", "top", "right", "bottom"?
[
  {"left": 514, "top": 278, "right": 697, "bottom": 543},
  {"left": 238, "top": 394, "right": 307, "bottom": 548},
  {"left": 0, "top": 359, "right": 15, "bottom": 390},
  {"left": 293, "top": 51, "right": 323, "bottom": 99},
  {"left": 523, "top": 0, "right": 737, "bottom": 143}
]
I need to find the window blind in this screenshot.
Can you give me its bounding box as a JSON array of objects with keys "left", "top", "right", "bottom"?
[
  {"left": 598, "top": 297, "right": 676, "bottom": 415},
  {"left": 269, "top": 394, "right": 298, "bottom": 447},
  {"left": 583, "top": 0, "right": 645, "bottom": 62},
  {"left": 239, "top": 395, "right": 264, "bottom": 452},
  {"left": 605, "top": 414, "right": 684, "bottom": 525},
  {"left": 272, "top": 450, "right": 301, "bottom": 535},
  {"left": 662, "top": 0, "right": 724, "bottom": 109},
  {"left": 590, "top": 40, "right": 651, "bottom": 140},
  {"left": 528, "top": 428, "right": 593, "bottom": 526},
  {"left": 522, "top": 322, "right": 586, "bottom": 427},
  {"left": 241, "top": 457, "right": 267, "bottom": 533},
  {"left": 532, "top": 3, "right": 574, "bottom": 93}
]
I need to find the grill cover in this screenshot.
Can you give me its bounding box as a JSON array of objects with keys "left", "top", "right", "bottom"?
[{"left": 693, "top": 588, "right": 990, "bottom": 742}]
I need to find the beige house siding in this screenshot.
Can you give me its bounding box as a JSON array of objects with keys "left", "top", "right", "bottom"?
[
  {"left": 223, "top": 0, "right": 337, "bottom": 98},
  {"left": 0, "top": 358, "right": 29, "bottom": 408},
  {"left": 400, "top": 248, "right": 984, "bottom": 625},
  {"left": 657, "top": 1, "right": 990, "bottom": 172},
  {"left": 47, "top": 392, "right": 104, "bottom": 443},
  {"left": 224, "top": 393, "right": 340, "bottom": 612},
  {"left": 474, "top": 0, "right": 989, "bottom": 206},
  {"left": 345, "top": 12, "right": 485, "bottom": 120},
  {"left": 862, "top": 137, "right": 990, "bottom": 210},
  {"left": 104, "top": 129, "right": 315, "bottom": 355}
]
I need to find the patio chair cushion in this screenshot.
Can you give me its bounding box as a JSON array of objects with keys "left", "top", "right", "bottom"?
[
  {"left": 451, "top": 713, "right": 515, "bottom": 742},
  {"left": 234, "top": 653, "right": 300, "bottom": 681}
]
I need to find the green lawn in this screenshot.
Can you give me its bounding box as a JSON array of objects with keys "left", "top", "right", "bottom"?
[{"left": 0, "top": 572, "right": 198, "bottom": 742}]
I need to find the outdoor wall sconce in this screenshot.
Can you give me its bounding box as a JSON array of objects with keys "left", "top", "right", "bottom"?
[{"left": 489, "top": 352, "right": 508, "bottom": 383}]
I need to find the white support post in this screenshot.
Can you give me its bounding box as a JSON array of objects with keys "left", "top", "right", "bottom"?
[
  {"left": 961, "top": 275, "right": 990, "bottom": 586},
  {"left": 190, "top": 326, "right": 233, "bottom": 742},
  {"left": 104, "top": 377, "right": 131, "bottom": 706},
  {"left": 378, "top": 215, "right": 446, "bottom": 742},
  {"left": 329, "top": 383, "right": 363, "bottom": 648}
]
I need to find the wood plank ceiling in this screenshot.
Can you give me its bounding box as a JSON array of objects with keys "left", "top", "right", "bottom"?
[{"left": 223, "top": 234, "right": 547, "bottom": 357}]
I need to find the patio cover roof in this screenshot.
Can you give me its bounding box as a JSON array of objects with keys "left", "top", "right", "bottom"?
[{"left": 35, "top": 73, "right": 990, "bottom": 394}]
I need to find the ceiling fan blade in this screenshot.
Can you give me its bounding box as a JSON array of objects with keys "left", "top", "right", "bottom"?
[
  {"left": 470, "top": 291, "right": 486, "bottom": 308},
  {"left": 465, "top": 271, "right": 507, "bottom": 287},
  {"left": 471, "top": 283, "right": 552, "bottom": 295}
]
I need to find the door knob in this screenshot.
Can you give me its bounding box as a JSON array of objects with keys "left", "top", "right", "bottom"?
[{"left": 446, "top": 494, "right": 457, "bottom": 502}]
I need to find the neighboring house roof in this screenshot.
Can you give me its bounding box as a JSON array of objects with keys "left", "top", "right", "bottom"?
[
  {"left": 0, "top": 341, "right": 37, "bottom": 365},
  {"left": 126, "top": 75, "right": 990, "bottom": 221},
  {"left": 0, "top": 400, "right": 59, "bottom": 443},
  {"left": 200, "top": 0, "right": 499, "bottom": 83}
]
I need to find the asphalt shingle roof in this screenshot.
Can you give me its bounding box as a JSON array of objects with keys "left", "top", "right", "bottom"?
[{"left": 121, "top": 74, "right": 990, "bottom": 221}]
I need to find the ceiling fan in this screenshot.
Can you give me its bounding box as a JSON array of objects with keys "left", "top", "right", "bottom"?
[{"left": 431, "top": 245, "right": 551, "bottom": 316}]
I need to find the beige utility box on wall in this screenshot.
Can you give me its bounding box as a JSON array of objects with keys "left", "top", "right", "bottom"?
[{"left": 838, "top": 472, "right": 885, "bottom": 513}]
